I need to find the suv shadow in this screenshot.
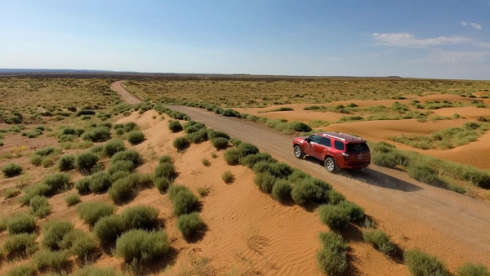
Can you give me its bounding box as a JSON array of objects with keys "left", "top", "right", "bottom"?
[{"left": 303, "top": 156, "right": 421, "bottom": 192}]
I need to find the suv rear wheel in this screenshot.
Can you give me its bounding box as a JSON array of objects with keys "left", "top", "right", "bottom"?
[
  {"left": 293, "top": 145, "right": 304, "bottom": 159},
  {"left": 324, "top": 157, "right": 337, "bottom": 173}
]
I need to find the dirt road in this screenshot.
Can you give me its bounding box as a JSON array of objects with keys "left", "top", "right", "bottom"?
[
  {"left": 111, "top": 81, "right": 490, "bottom": 269},
  {"left": 110, "top": 80, "right": 143, "bottom": 104}
]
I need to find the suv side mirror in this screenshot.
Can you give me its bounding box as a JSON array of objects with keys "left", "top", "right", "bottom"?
[{"left": 305, "top": 138, "right": 311, "bottom": 143}]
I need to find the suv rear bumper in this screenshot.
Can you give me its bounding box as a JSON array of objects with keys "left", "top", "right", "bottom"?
[{"left": 341, "top": 162, "right": 370, "bottom": 169}]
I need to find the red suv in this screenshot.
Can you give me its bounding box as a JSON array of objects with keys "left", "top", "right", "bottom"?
[{"left": 293, "top": 132, "right": 371, "bottom": 173}]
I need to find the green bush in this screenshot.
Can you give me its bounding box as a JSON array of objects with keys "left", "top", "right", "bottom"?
[
  {"left": 104, "top": 139, "right": 126, "bottom": 157},
  {"left": 30, "top": 195, "right": 51, "bottom": 218},
  {"left": 318, "top": 204, "right": 351, "bottom": 230},
  {"left": 108, "top": 160, "right": 134, "bottom": 174},
  {"left": 81, "top": 126, "right": 111, "bottom": 142},
  {"left": 127, "top": 130, "right": 145, "bottom": 145},
  {"left": 19, "top": 183, "right": 51, "bottom": 206},
  {"left": 271, "top": 179, "right": 292, "bottom": 202},
  {"left": 5, "top": 264, "right": 36, "bottom": 276},
  {"left": 237, "top": 143, "right": 259, "bottom": 157},
  {"left": 173, "top": 136, "right": 190, "bottom": 151},
  {"left": 120, "top": 205, "right": 159, "bottom": 230},
  {"left": 65, "top": 193, "right": 81, "bottom": 206},
  {"left": 58, "top": 155, "right": 75, "bottom": 171},
  {"left": 33, "top": 249, "right": 70, "bottom": 271},
  {"left": 207, "top": 130, "right": 229, "bottom": 140},
  {"left": 71, "top": 265, "right": 121, "bottom": 276},
  {"left": 319, "top": 231, "right": 348, "bottom": 254},
  {"left": 241, "top": 152, "right": 275, "bottom": 168},
  {"left": 169, "top": 120, "right": 183, "bottom": 132},
  {"left": 93, "top": 215, "right": 125, "bottom": 243},
  {"left": 7, "top": 213, "right": 36, "bottom": 234},
  {"left": 75, "top": 178, "right": 91, "bottom": 194},
  {"left": 89, "top": 171, "right": 112, "bottom": 193},
  {"left": 214, "top": 167, "right": 232, "bottom": 182},
  {"left": 76, "top": 152, "right": 99, "bottom": 172},
  {"left": 407, "top": 164, "right": 443, "bottom": 186},
  {"left": 169, "top": 186, "right": 198, "bottom": 216},
  {"left": 362, "top": 229, "right": 396, "bottom": 255},
  {"left": 35, "top": 147, "right": 57, "bottom": 156},
  {"left": 108, "top": 175, "right": 139, "bottom": 202},
  {"left": 2, "top": 187, "right": 21, "bottom": 199},
  {"left": 327, "top": 190, "right": 346, "bottom": 205},
  {"left": 458, "top": 263, "right": 490, "bottom": 276},
  {"left": 44, "top": 173, "right": 71, "bottom": 192},
  {"left": 111, "top": 170, "right": 131, "bottom": 182},
  {"left": 177, "top": 212, "right": 205, "bottom": 238},
  {"left": 254, "top": 172, "right": 276, "bottom": 193},
  {"left": 338, "top": 201, "right": 365, "bottom": 223},
  {"left": 77, "top": 202, "right": 115, "bottom": 226},
  {"left": 110, "top": 150, "right": 143, "bottom": 167},
  {"left": 291, "top": 178, "right": 330, "bottom": 205},
  {"left": 114, "top": 230, "right": 170, "bottom": 263},
  {"left": 41, "top": 157, "right": 54, "bottom": 168},
  {"left": 211, "top": 137, "right": 229, "bottom": 150},
  {"left": 317, "top": 248, "right": 347, "bottom": 276},
  {"left": 404, "top": 249, "right": 451, "bottom": 276},
  {"left": 42, "top": 220, "right": 73, "bottom": 250},
  {"left": 154, "top": 163, "right": 177, "bottom": 180},
  {"left": 224, "top": 149, "right": 241, "bottom": 165},
  {"left": 2, "top": 233, "right": 38, "bottom": 255},
  {"left": 2, "top": 163, "right": 23, "bottom": 178},
  {"left": 59, "top": 229, "right": 98, "bottom": 260},
  {"left": 159, "top": 155, "right": 173, "bottom": 164},
  {"left": 30, "top": 154, "right": 42, "bottom": 166},
  {"left": 230, "top": 138, "right": 242, "bottom": 147},
  {"left": 155, "top": 176, "right": 171, "bottom": 193}
]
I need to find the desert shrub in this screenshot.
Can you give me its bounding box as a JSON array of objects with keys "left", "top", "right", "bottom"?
[
  {"left": 81, "top": 126, "right": 111, "bottom": 142},
  {"left": 58, "top": 155, "right": 75, "bottom": 171},
  {"left": 338, "top": 200, "right": 365, "bottom": 223},
  {"left": 372, "top": 152, "right": 410, "bottom": 168},
  {"left": 362, "top": 229, "right": 396, "bottom": 255},
  {"left": 120, "top": 205, "right": 159, "bottom": 230},
  {"left": 122, "top": 122, "right": 137, "bottom": 132},
  {"left": 211, "top": 137, "right": 229, "bottom": 150},
  {"left": 207, "top": 130, "right": 230, "bottom": 140},
  {"left": 291, "top": 178, "right": 330, "bottom": 205},
  {"left": 2, "top": 187, "right": 21, "bottom": 199},
  {"left": 7, "top": 213, "right": 36, "bottom": 234},
  {"left": 75, "top": 178, "right": 91, "bottom": 194},
  {"left": 114, "top": 230, "right": 170, "bottom": 263},
  {"left": 154, "top": 163, "right": 177, "bottom": 180},
  {"left": 2, "top": 233, "right": 38, "bottom": 255},
  {"left": 168, "top": 120, "right": 183, "bottom": 132},
  {"left": 89, "top": 171, "right": 112, "bottom": 193},
  {"left": 404, "top": 249, "right": 451, "bottom": 276},
  {"left": 65, "top": 193, "right": 81, "bottom": 206},
  {"left": 237, "top": 142, "right": 259, "bottom": 157},
  {"left": 93, "top": 215, "right": 125, "bottom": 243},
  {"left": 35, "top": 147, "right": 57, "bottom": 156},
  {"left": 5, "top": 264, "right": 36, "bottom": 276},
  {"left": 110, "top": 150, "right": 143, "bottom": 167},
  {"left": 159, "top": 155, "right": 173, "bottom": 164},
  {"left": 76, "top": 152, "right": 99, "bottom": 172},
  {"left": 77, "top": 202, "right": 115, "bottom": 226},
  {"left": 90, "top": 144, "right": 105, "bottom": 155},
  {"left": 292, "top": 122, "right": 312, "bottom": 132},
  {"left": 319, "top": 204, "right": 350, "bottom": 230},
  {"left": 177, "top": 212, "right": 205, "bottom": 238},
  {"left": 407, "top": 164, "right": 442, "bottom": 186},
  {"left": 168, "top": 186, "right": 198, "bottom": 216},
  {"left": 317, "top": 247, "right": 347, "bottom": 276},
  {"left": 2, "top": 163, "right": 23, "bottom": 178},
  {"left": 108, "top": 176, "right": 139, "bottom": 203},
  {"left": 254, "top": 172, "right": 276, "bottom": 193},
  {"left": 33, "top": 249, "right": 70, "bottom": 271},
  {"left": 241, "top": 152, "right": 275, "bottom": 168},
  {"left": 319, "top": 231, "right": 348, "bottom": 254},
  {"left": 77, "top": 110, "right": 96, "bottom": 116},
  {"left": 173, "top": 136, "right": 190, "bottom": 151},
  {"left": 458, "top": 263, "right": 490, "bottom": 276},
  {"left": 201, "top": 158, "right": 211, "bottom": 166},
  {"left": 127, "top": 130, "right": 145, "bottom": 145},
  {"left": 224, "top": 149, "right": 241, "bottom": 165},
  {"left": 30, "top": 195, "right": 51, "bottom": 218},
  {"left": 71, "top": 265, "right": 121, "bottom": 276},
  {"left": 327, "top": 190, "right": 346, "bottom": 205},
  {"left": 41, "top": 157, "right": 54, "bottom": 167},
  {"left": 155, "top": 177, "right": 171, "bottom": 193},
  {"left": 108, "top": 160, "right": 134, "bottom": 175},
  {"left": 19, "top": 183, "right": 51, "bottom": 205},
  {"left": 222, "top": 170, "right": 234, "bottom": 184},
  {"left": 30, "top": 154, "right": 42, "bottom": 166},
  {"left": 271, "top": 179, "right": 292, "bottom": 202},
  {"left": 42, "top": 220, "right": 74, "bottom": 250},
  {"left": 104, "top": 139, "right": 126, "bottom": 157},
  {"left": 111, "top": 171, "right": 131, "bottom": 183}
]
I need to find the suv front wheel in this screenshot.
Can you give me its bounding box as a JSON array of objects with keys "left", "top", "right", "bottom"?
[
  {"left": 324, "top": 157, "right": 337, "bottom": 173},
  {"left": 294, "top": 145, "right": 304, "bottom": 159}
]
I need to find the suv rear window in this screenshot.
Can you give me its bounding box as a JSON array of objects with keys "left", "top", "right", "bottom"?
[
  {"left": 347, "top": 142, "right": 369, "bottom": 153},
  {"left": 334, "top": 140, "right": 345, "bottom": 151}
]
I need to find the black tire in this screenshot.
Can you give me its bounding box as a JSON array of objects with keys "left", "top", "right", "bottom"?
[
  {"left": 293, "top": 145, "right": 304, "bottom": 159},
  {"left": 324, "top": 157, "right": 337, "bottom": 173}
]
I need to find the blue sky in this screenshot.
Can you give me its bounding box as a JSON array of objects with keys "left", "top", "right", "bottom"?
[{"left": 1, "top": 0, "right": 489, "bottom": 79}]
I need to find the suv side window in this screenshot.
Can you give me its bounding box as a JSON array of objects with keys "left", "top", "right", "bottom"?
[
  {"left": 320, "top": 137, "right": 331, "bottom": 147},
  {"left": 309, "top": 135, "right": 322, "bottom": 144},
  {"left": 334, "top": 140, "right": 345, "bottom": 151}
]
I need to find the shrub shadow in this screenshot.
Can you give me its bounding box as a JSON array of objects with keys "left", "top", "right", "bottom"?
[{"left": 342, "top": 168, "right": 422, "bottom": 192}]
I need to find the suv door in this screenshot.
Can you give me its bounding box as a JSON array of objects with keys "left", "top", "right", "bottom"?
[
  {"left": 318, "top": 137, "right": 332, "bottom": 160},
  {"left": 305, "top": 135, "right": 322, "bottom": 159},
  {"left": 332, "top": 140, "right": 346, "bottom": 167}
]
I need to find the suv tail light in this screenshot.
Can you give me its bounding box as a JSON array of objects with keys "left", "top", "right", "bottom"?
[{"left": 342, "top": 152, "right": 349, "bottom": 159}]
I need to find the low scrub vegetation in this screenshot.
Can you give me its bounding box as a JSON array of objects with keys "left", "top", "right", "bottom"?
[
  {"left": 42, "top": 220, "right": 74, "bottom": 250},
  {"left": 6, "top": 213, "right": 37, "bottom": 234},
  {"left": 93, "top": 215, "right": 125, "bottom": 243},
  {"left": 362, "top": 229, "right": 396, "bottom": 255},
  {"left": 173, "top": 136, "right": 190, "bottom": 151},
  {"left": 76, "top": 151, "right": 99, "bottom": 173},
  {"left": 458, "top": 263, "right": 490, "bottom": 276},
  {"left": 119, "top": 205, "right": 159, "bottom": 230},
  {"left": 168, "top": 185, "right": 198, "bottom": 216},
  {"left": 222, "top": 170, "right": 234, "bottom": 184},
  {"left": 169, "top": 120, "right": 183, "bottom": 132},
  {"left": 104, "top": 139, "right": 126, "bottom": 157},
  {"left": 318, "top": 204, "right": 351, "bottom": 230},
  {"left": 89, "top": 171, "right": 113, "bottom": 193},
  {"left": 58, "top": 155, "right": 75, "bottom": 171},
  {"left": 317, "top": 231, "right": 348, "bottom": 276},
  {"left": 33, "top": 249, "right": 71, "bottom": 272},
  {"left": 404, "top": 249, "right": 451, "bottom": 276},
  {"left": 127, "top": 130, "right": 145, "bottom": 145},
  {"left": 77, "top": 202, "right": 115, "bottom": 226},
  {"left": 29, "top": 195, "right": 51, "bottom": 218},
  {"left": 2, "top": 233, "right": 38, "bottom": 256},
  {"left": 177, "top": 212, "right": 205, "bottom": 238},
  {"left": 65, "top": 193, "right": 81, "bottom": 206},
  {"left": 114, "top": 229, "right": 170, "bottom": 263},
  {"left": 2, "top": 163, "right": 23, "bottom": 178}
]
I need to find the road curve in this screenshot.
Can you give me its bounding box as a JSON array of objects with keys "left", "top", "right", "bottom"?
[
  {"left": 110, "top": 81, "right": 490, "bottom": 268},
  {"left": 111, "top": 80, "right": 143, "bottom": 104}
]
